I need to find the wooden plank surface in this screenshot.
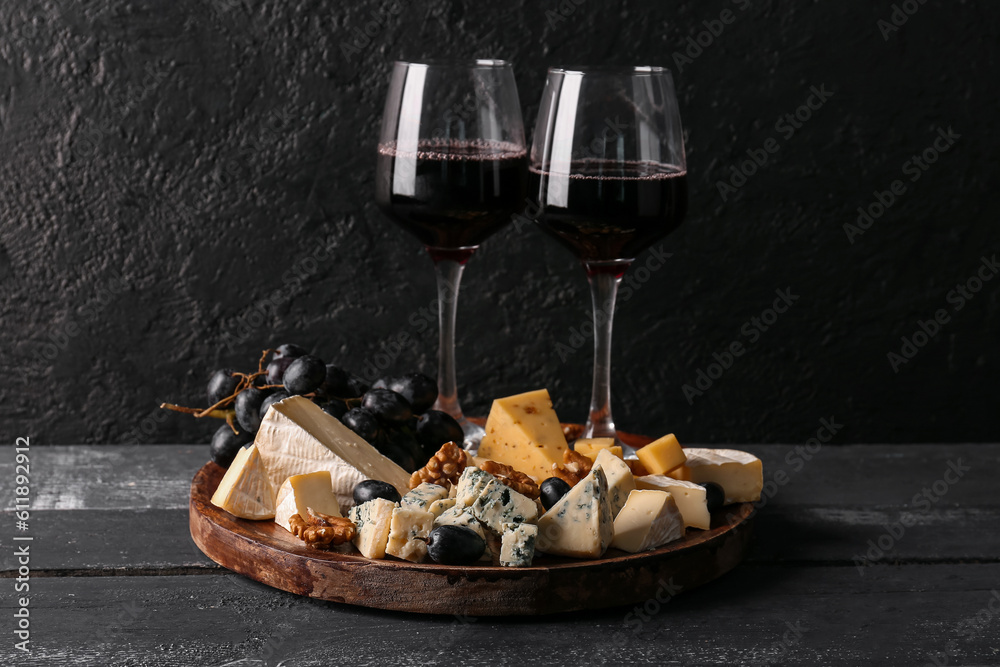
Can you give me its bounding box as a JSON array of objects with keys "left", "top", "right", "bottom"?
[
  {"left": 2, "top": 445, "right": 997, "bottom": 572},
  {"left": 2, "top": 564, "right": 998, "bottom": 666}
]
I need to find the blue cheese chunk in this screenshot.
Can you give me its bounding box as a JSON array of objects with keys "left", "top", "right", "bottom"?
[
  {"left": 593, "top": 448, "right": 635, "bottom": 518},
  {"left": 347, "top": 498, "right": 396, "bottom": 559},
  {"left": 385, "top": 507, "right": 435, "bottom": 562},
  {"left": 536, "top": 467, "right": 614, "bottom": 559},
  {"left": 455, "top": 467, "right": 496, "bottom": 507},
  {"left": 428, "top": 497, "right": 457, "bottom": 517},
  {"left": 470, "top": 480, "right": 539, "bottom": 533},
  {"left": 401, "top": 483, "right": 449, "bottom": 511},
  {"left": 500, "top": 522, "right": 537, "bottom": 567}
]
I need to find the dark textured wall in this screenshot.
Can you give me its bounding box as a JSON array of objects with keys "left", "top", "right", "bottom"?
[{"left": 2, "top": 0, "right": 998, "bottom": 446}]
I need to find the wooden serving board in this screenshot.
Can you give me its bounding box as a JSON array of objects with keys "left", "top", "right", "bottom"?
[{"left": 190, "top": 429, "right": 756, "bottom": 615}]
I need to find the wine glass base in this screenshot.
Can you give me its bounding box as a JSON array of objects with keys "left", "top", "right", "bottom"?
[{"left": 459, "top": 418, "right": 486, "bottom": 454}]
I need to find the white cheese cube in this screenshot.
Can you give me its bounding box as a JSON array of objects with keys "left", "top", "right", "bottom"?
[
  {"left": 500, "top": 523, "right": 537, "bottom": 567},
  {"left": 401, "top": 483, "right": 449, "bottom": 511},
  {"left": 385, "top": 507, "right": 435, "bottom": 563},
  {"left": 348, "top": 498, "right": 396, "bottom": 559},
  {"left": 536, "top": 467, "right": 614, "bottom": 559},
  {"left": 635, "top": 476, "right": 710, "bottom": 530},
  {"left": 470, "top": 480, "right": 539, "bottom": 533},
  {"left": 611, "top": 489, "right": 684, "bottom": 553},
  {"left": 593, "top": 448, "right": 636, "bottom": 518},
  {"left": 683, "top": 448, "right": 763, "bottom": 504}
]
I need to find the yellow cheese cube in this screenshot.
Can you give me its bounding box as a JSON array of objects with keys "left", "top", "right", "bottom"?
[
  {"left": 636, "top": 433, "right": 686, "bottom": 475},
  {"left": 573, "top": 438, "right": 623, "bottom": 462},
  {"left": 477, "top": 389, "right": 568, "bottom": 481},
  {"left": 667, "top": 465, "right": 692, "bottom": 481}
]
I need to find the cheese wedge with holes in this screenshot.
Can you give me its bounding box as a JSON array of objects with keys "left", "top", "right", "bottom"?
[
  {"left": 635, "top": 476, "right": 710, "bottom": 530},
  {"left": 611, "top": 489, "right": 684, "bottom": 553},
  {"left": 536, "top": 467, "right": 614, "bottom": 559},
  {"left": 477, "top": 389, "right": 569, "bottom": 481},
  {"left": 593, "top": 448, "right": 635, "bottom": 518},
  {"left": 273, "top": 471, "right": 341, "bottom": 532},
  {"left": 683, "top": 448, "right": 763, "bottom": 504},
  {"left": 211, "top": 445, "right": 275, "bottom": 520},
  {"left": 254, "top": 395, "right": 410, "bottom": 509},
  {"left": 636, "top": 433, "right": 686, "bottom": 475}
]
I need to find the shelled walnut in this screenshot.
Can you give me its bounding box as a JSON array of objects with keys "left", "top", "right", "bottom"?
[
  {"left": 410, "top": 441, "right": 468, "bottom": 489},
  {"left": 552, "top": 449, "right": 593, "bottom": 486},
  {"left": 289, "top": 509, "right": 356, "bottom": 549},
  {"left": 480, "top": 460, "right": 540, "bottom": 499}
]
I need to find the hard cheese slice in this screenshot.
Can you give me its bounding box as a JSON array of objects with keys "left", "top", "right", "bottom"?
[
  {"left": 273, "top": 471, "right": 341, "bottom": 532},
  {"left": 211, "top": 445, "right": 275, "bottom": 520},
  {"left": 635, "top": 476, "right": 710, "bottom": 530},
  {"left": 683, "top": 448, "right": 763, "bottom": 504},
  {"left": 477, "top": 389, "right": 568, "bottom": 481},
  {"left": 385, "top": 507, "right": 435, "bottom": 562},
  {"left": 593, "top": 448, "right": 636, "bottom": 518},
  {"left": 574, "top": 438, "right": 622, "bottom": 461},
  {"left": 611, "top": 489, "right": 684, "bottom": 553},
  {"left": 254, "top": 395, "right": 410, "bottom": 509},
  {"left": 536, "top": 467, "right": 613, "bottom": 559},
  {"left": 348, "top": 498, "right": 396, "bottom": 559}
]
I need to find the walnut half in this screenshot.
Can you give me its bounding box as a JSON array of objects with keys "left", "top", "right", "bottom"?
[
  {"left": 480, "top": 460, "right": 540, "bottom": 499},
  {"left": 551, "top": 449, "right": 593, "bottom": 487},
  {"left": 289, "top": 509, "right": 356, "bottom": 549},
  {"left": 410, "top": 441, "right": 468, "bottom": 489}
]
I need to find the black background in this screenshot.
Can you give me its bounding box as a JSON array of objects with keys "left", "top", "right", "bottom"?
[{"left": 2, "top": 0, "right": 997, "bottom": 446}]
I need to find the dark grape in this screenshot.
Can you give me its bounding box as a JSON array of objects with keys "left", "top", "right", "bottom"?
[
  {"left": 318, "top": 398, "right": 349, "bottom": 421},
  {"left": 266, "top": 357, "right": 295, "bottom": 385},
  {"left": 700, "top": 482, "right": 725, "bottom": 512},
  {"left": 377, "top": 374, "right": 438, "bottom": 414},
  {"left": 353, "top": 480, "right": 401, "bottom": 505},
  {"left": 210, "top": 424, "right": 254, "bottom": 468},
  {"left": 235, "top": 386, "right": 270, "bottom": 433},
  {"left": 317, "top": 365, "right": 352, "bottom": 399},
  {"left": 539, "top": 477, "right": 572, "bottom": 510},
  {"left": 273, "top": 343, "right": 308, "bottom": 359},
  {"left": 283, "top": 355, "right": 327, "bottom": 395},
  {"left": 345, "top": 375, "right": 369, "bottom": 398},
  {"left": 207, "top": 369, "right": 240, "bottom": 405},
  {"left": 342, "top": 407, "right": 382, "bottom": 443},
  {"left": 385, "top": 427, "right": 425, "bottom": 469},
  {"left": 379, "top": 442, "right": 417, "bottom": 472},
  {"left": 260, "top": 391, "right": 289, "bottom": 420},
  {"left": 362, "top": 388, "right": 412, "bottom": 425},
  {"left": 416, "top": 410, "right": 464, "bottom": 455},
  {"left": 427, "top": 525, "right": 486, "bottom": 565}
]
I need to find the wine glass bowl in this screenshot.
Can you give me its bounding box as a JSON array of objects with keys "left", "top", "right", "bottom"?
[
  {"left": 528, "top": 65, "right": 687, "bottom": 448},
  {"left": 375, "top": 60, "right": 527, "bottom": 446}
]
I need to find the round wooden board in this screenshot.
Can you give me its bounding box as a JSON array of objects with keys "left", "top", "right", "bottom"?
[{"left": 190, "top": 428, "right": 756, "bottom": 615}]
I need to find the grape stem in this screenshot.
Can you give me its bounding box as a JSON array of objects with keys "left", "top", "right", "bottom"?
[{"left": 159, "top": 403, "right": 235, "bottom": 421}]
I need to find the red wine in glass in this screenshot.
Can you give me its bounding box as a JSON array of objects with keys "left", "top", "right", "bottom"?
[
  {"left": 375, "top": 61, "right": 527, "bottom": 446},
  {"left": 377, "top": 138, "right": 527, "bottom": 255},
  {"left": 528, "top": 160, "right": 687, "bottom": 267},
  {"left": 528, "top": 66, "right": 688, "bottom": 448}
]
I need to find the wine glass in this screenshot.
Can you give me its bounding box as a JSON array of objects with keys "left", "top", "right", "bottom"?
[
  {"left": 528, "top": 66, "right": 688, "bottom": 450},
  {"left": 375, "top": 60, "right": 527, "bottom": 446}
]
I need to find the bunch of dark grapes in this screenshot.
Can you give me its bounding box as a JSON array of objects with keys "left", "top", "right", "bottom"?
[{"left": 163, "top": 345, "right": 464, "bottom": 472}]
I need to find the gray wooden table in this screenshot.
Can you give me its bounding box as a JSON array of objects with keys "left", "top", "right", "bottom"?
[{"left": 2, "top": 444, "right": 998, "bottom": 666}]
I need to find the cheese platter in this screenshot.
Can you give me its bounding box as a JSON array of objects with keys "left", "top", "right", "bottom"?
[{"left": 188, "top": 394, "right": 760, "bottom": 616}]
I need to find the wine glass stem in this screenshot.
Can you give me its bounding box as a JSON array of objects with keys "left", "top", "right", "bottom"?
[
  {"left": 432, "top": 257, "right": 467, "bottom": 422},
  {"left": 584, "top": 264, "right": 628, "bottom": 439}
]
